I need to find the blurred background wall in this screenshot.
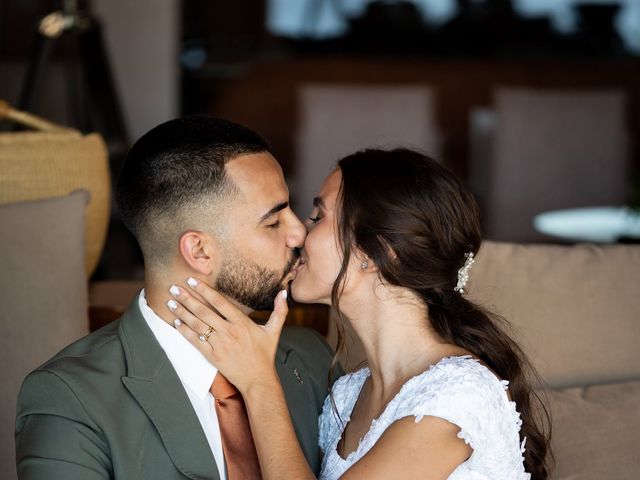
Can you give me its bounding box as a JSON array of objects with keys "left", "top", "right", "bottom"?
[
  {"left": 1, "top": 0, "right": 639, "bottom": 280},
  {"left": 92, "top": 0, "right": 179, "bottom": 141}
]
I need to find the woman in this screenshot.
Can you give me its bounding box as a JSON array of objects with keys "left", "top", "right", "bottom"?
[{"left": 169, "top": 148, "right": 551, "bottom": 479}]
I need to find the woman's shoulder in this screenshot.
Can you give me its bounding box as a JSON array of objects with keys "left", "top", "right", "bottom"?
[
  {"left": 393, "top": 355, "right": 523, "bottom": 452},
  {"left": 388, "top": 356, "right": 516, "bottom": 431},
  {"left": 397, "top": 355, "right": 509, "bottom": 411},
  {"left": 399, "top": 356, "right": 529, "bottom": 479}
]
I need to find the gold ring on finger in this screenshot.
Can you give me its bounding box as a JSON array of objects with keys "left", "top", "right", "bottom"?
[{"left": 198, "top": 326, "right": 215, "bottom": 342}]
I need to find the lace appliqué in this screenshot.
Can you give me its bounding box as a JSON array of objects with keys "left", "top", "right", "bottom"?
[{"left": 317, "top": 356, "right": 530, "bottom": 480}]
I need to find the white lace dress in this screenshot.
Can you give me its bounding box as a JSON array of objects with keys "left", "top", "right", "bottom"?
[{"left": 318, "top": 355, "right": 530, "bottom": 479}]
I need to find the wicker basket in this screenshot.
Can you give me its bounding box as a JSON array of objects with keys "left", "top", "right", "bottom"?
[{"left": 0, "top": 100, "right": 111, "bottom": 276}]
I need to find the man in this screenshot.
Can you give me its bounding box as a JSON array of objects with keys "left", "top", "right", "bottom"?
[{"left": 15, "top": 117, "right": 335, "bottom": 479}]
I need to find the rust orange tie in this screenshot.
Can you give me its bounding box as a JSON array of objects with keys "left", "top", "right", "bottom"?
[{"left": 211, "top": 373, "right": 262, "bottom": 480}]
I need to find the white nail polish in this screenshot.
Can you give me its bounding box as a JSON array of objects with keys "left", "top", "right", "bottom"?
[
  {"left": 167, "top": 299, "right": 178, "bottom": 311},
  {"left": 169, "top": 285, "right": 180, "bottom": 296},
  {"left": 173, "top": 319, "right": 182, "bottom": 328},
  {"left": 282, "top": 290, "right": 288, "bottom": 300},
  {"left": 187, "top": 277, "right": 198, "bottom": 288}
]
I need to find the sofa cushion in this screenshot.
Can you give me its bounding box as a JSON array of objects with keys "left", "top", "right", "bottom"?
[
  {"left": 0, "top": 191, "right": 90, "bottom": 480},
  {"left": 468, "top": 241, "right": 640, "bottom": 388},
  {"left": 0, "top": 130, "right": 110, "bottom": 275},
  {"left": 547, "top": 380, "right": 640, "bottom": 479}
]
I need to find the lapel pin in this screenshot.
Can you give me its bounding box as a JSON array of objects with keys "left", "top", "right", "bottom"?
[{"left": 293, "top": 368, "right": 304, "bottom": 385}]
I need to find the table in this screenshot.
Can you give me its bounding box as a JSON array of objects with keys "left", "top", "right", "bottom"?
[{"left": 533, "top": 207, "right": 640, "bottom": 243}]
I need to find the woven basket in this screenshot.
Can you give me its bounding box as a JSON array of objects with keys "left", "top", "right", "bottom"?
[{"left": 0, "top": 100, "right": 111, "bottom": 276}]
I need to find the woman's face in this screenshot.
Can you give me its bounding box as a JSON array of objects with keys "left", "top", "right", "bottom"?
[{"left": 290, "top": 169, "right": 344, "bottom": 304}]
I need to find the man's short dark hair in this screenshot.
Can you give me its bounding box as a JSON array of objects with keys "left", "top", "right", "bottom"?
[{"left": 116, "top": 116, "right": 270, "bottom": 263}]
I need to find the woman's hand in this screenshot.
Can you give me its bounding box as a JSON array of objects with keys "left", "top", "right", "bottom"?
[
  {"left": 167, "top": 277, "right": 288, "bottom": 394},
  {"left": 169, "top": 279, "right": 316, "bottom": 480}
]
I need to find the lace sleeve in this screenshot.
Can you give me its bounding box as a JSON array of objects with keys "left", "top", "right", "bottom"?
[{"left": 399, "top": 358, "right": 522, "bottom": 454}]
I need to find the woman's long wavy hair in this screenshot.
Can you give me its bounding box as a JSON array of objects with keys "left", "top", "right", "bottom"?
[{"left": 329, "top": 148, "right": 551, "bottom": 479}]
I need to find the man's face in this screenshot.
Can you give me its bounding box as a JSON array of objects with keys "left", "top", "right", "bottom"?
[{"left": 214, "top": 152, "right": 306, "bottom": 311}]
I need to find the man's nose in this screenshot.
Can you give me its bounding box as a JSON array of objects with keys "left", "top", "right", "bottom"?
[{"left": 286, "top": 211, "right": 307, "bottom": 249}]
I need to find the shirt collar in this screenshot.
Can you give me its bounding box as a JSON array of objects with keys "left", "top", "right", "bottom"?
[{"left": 138, "top": 289, "right": 218, "bottom": 400}]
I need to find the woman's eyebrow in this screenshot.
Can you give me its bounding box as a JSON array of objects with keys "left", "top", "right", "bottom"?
[{"left": 313, "top": 197, "right": 325, "bottom": 208}]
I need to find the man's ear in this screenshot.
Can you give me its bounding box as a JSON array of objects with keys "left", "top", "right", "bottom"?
[{"left": 178, "top": 230, "right": 219, "bottom": 275}]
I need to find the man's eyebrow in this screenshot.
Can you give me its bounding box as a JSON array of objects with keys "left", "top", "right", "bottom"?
[
  {"left": 313, "top": 197, "right": 325, "bottom": 208},
  {"left": 259, "top": 202, "right": 288, "bottom": 222}
]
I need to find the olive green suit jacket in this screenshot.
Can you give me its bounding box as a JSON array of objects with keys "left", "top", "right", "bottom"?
[{"left": 15, "top": 296, "right": 335, "bottom": 479}]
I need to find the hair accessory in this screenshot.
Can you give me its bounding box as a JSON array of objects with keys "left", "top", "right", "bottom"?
[
  {"left": 361, "top": 260, "right": 369, "bottom": 270},
  {"left": 454, "top": 252, "right": 475, "bottom": 294}
]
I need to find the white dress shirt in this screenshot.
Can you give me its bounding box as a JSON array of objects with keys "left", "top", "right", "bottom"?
[{"left": 139, "top": 290, "right": 227, "bottom": 480}]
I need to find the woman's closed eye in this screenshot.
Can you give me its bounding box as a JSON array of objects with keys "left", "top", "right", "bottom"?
[{"left": 308, "top": 215, "right": 321, "bottom": 223}]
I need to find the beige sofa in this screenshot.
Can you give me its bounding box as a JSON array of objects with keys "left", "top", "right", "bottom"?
[
  {"left": 0, "top": 193, "right": 91, "bottom": 480},
  {"left": 330, "top": 241, "right": 640, "bottom": 479}
]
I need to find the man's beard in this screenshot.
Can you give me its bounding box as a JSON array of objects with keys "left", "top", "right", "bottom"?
[{"left": 215, "top": 251, "right": 298, "bottom": 311}]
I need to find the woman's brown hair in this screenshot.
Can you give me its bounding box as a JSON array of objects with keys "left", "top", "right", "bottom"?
[{"left": 329, "top": 148, "right": 551, "bottom": 479}]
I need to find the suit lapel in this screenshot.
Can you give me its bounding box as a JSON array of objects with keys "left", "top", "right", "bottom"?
[{"left": 119, "top": 297, "right": 220, "bottom": 480}]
